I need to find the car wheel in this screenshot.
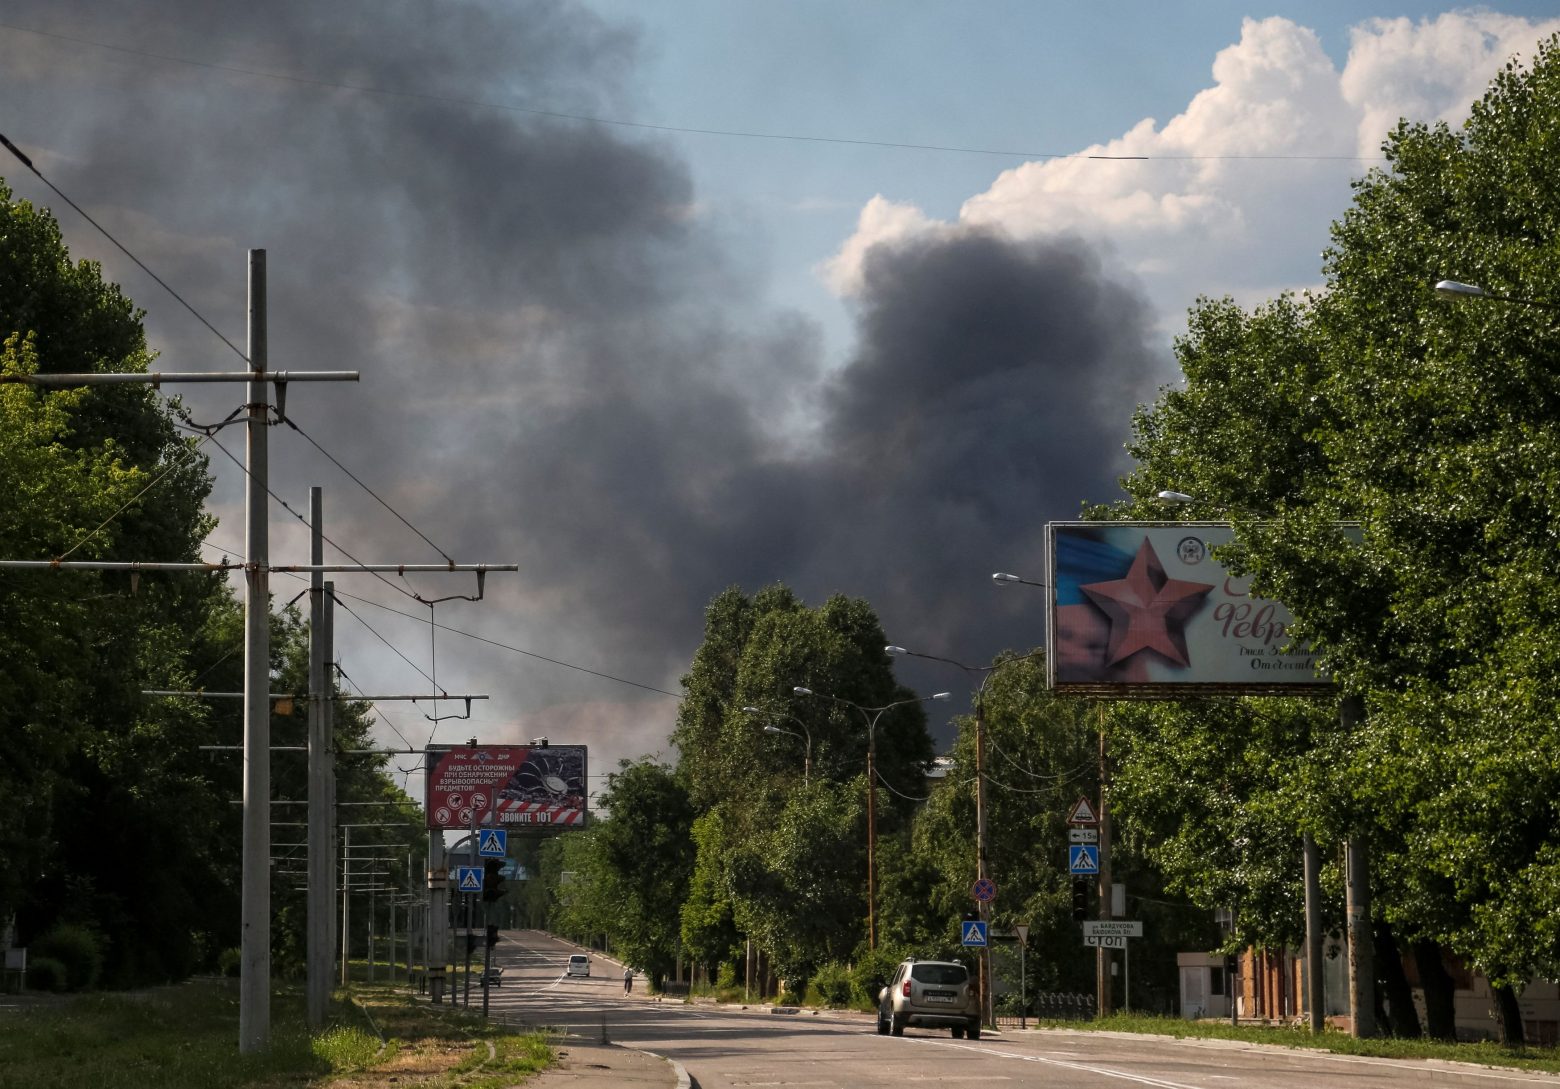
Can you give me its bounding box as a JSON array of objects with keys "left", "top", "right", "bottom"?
[
  {"left": 876, "top": 1006, "right": 890, "bottom": 1035},
  {"left": 951, "top": 1026, "right": 965, "bottom": 1039},
  {"left": 967, "top": 1020, "right": 981, "bottom": 1041},
  {"left": 890, "top": 1012, "right": 907, "bottom": 1037}
]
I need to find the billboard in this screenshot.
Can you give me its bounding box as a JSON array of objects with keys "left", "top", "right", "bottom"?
[
  {"left": 424, "top": 744, "right": 588, "bottom": 830},
  {"left": 1047, "top": 521, "right": 1335, "bottom": 697}
]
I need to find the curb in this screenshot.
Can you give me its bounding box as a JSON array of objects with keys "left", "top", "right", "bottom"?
[{"left": 623, "top": 1045, "right": 692, "bottom": 1089}]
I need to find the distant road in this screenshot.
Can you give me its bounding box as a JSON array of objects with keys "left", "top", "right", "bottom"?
[{"left": 480, "top": 931, "right": 1554, "bottom": 1089}]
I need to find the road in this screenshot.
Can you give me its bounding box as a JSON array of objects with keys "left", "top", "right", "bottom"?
[{"left": 473, "top": 930, "right": 1556, "bottom": 1089}]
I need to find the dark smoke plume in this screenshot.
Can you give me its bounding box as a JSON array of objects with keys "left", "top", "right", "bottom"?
[{"left": 0, "top": 2, "right": 1164, "bottom": 771}]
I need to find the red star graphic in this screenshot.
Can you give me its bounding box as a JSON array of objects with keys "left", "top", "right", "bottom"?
[{"left": 1080, "top": 538, "right": 1214, "bottom": 668}]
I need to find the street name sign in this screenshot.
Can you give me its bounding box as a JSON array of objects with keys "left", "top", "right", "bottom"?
[{"left": 1083, "top": 920, "right": 1143, "bottom": 938}]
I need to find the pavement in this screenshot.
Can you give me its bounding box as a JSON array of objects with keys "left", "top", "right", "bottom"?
[{"left": 529, "top": 1035, "right": 689, "bottom": 1089}]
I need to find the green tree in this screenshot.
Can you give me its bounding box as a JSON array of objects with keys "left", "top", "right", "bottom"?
[
  {"left": 1110, "top": 35, "right": 1560, "bottom": 1034},
  {"left": 671, "top": 584, "right": 935, "bottom": 985},
  {"left": 551, "top": 761, "right": 695, "bottom": 987}
]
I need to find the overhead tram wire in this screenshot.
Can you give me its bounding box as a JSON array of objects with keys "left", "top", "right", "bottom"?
[
  {"left": 0, "top": 134, "right": 467, "bottom": 600},
  {"left": 185, "top": 424, "right": 427, "bottom": 607},
  {"left": 0, "top": 23, "right": 1388, "bottom": 166},
  {"left": 0, "top": 132, "right": 249, "bottom": 361},
  {"left": 199, "top": 539, "right": 682, "bottom": 699}
]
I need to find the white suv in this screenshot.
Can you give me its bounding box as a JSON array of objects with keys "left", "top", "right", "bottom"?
[
  {"left": 566, "top": 953, "right": 590, "bottom": 977},
  {"left": 876, "top": 958, "right": 980, "bottom": 1039}
]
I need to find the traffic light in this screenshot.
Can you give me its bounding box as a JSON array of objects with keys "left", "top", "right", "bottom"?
[
  {"left": 486, "top": 923, "right": 500, "bottom": 948},
  {"left": 483, "top": 858, "right": 506, "bottom": 902},
  {"left": 1071, "top": 879, "right": 1089, "bottom": 921},
  {"left": 1225, "top": 954, "right": 1238, "bottom": 977}
]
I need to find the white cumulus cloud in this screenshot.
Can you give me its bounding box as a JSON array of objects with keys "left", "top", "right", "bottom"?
[{"left": 825, "top": 12, "right": 1560, "bottom": 335}]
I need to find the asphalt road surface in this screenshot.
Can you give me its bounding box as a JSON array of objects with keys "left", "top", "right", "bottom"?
[{"left": 470, "top": 930, "right": 1556, "bottom": 1089}]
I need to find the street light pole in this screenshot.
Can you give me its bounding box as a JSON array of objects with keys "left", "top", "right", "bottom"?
[
  {"left": 793, "top": 687, "right": 949, "bottom": 950},
  {"left": 744, "top": 706, "right": 812, "bottom": 785}
]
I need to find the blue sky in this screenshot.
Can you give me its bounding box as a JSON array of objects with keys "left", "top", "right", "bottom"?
[
  {"left": 583, "top": 2, "right": 1560, "bottom": 362},
  {"left": 4, "top": 3, "right": 1559, "bottom": 791}
]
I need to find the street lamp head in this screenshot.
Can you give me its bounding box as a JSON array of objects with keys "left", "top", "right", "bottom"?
[
  {"left": 740, "top": 705, "right": 763, "bottom": 714},
  {"left": 884, "top": 645, "right": 907, "bottom": 656},
  {"left": 793, "top": 686, "right": 813, "bottom": 696},
  {"left": 991, "top": 572, "right": 1020, "bottom": 583},
  {"left": 762, "top": 724, "right": 784, "bottom": 735},
  {"left": 931, "top": 691, "right": 951, "bottom": 701},
  {"left": 1434, "top": 279, "right": 1486, "bottom": 300},
  {"left": 1156, "top": 490, "right": 1196, "bottom": 504}
]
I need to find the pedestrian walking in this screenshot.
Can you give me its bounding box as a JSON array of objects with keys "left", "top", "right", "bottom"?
[{"left": 623, "top": 966, "right": 633, "bottom": 994}]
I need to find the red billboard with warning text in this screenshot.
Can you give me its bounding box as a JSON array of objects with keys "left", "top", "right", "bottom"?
[{"left": 424, "top": 744, "right": 588, "bottom": 830}]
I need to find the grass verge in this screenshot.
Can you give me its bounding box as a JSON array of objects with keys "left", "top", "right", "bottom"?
[
  {"left": 1028, "top": 1012, "right": 1560, "bottom": 1074},
  {"left": 0, "top": 979, "right": 555, "bottom": 1089}
]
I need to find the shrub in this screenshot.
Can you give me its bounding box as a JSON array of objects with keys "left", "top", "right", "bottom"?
[
  {"left": 809, "top": 961, "right": 854, "bottom": 1007},
  {"left": 26, "top": 956, "right": 67, "bottom": 993},
  {"left": 850, "top": 945, "right": 905, "bottom": 1006},
  {"left": 31, "top": 924, "right": 103, "bottom": 992},
  {"left": 715, "top": 962, "right": 737, "bottom": 990},
  {"left": 217, "top": 947, "right": 242, "bottom": 978}
]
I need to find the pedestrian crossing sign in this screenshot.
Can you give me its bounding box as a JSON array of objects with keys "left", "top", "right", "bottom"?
[
  {"left": 960, "top": 920, "right": 989, "bottom": 947},
  {"left": 456, "top": 865, "right": 483, "bottom": 892},
  {"left": 478, "top": 829, "right": 508, "bottom": 857},
  {"left": 1069, "top": 845, "right": 1100, "bottom": 875}
]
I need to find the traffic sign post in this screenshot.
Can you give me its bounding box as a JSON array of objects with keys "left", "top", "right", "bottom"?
[{"left": 1014, "top": 923, "right": 1030, "bottom": 1028}]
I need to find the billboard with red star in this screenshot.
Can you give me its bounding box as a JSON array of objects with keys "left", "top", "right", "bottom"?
[
  {"left": 1046, "top": 522, "right": 1336, "bottom": 696},
  {"left": 424, "top": 744, "right": 588, "bottom": 830}
]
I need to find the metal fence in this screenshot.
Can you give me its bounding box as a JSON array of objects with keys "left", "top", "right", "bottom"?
[{"left": 996, "top": 991, "right": 1097, "bottom": 1025}]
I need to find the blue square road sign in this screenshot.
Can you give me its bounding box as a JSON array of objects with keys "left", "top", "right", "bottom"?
[{"left": 1069, "top": 845, "right": 1100, "bottom": 875}]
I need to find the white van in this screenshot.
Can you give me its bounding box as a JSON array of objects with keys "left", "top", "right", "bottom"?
[{"left": 566, "top": 953, "right": 590, "bottom": 977}]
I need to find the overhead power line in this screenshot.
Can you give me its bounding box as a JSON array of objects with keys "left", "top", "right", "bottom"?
[{"left": 0, "top": 22, "right": 1387, "bottom": 164}]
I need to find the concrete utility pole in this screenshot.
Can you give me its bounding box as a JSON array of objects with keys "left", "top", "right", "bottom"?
[
  {"left": 0, "top": 249, "right": 512, "bottom": 1052},
  {"left": 1340, "top": 694, "right": 1374, "bottom": 1038},
  {"left": 1303, "top": 833, "right": 1325, "bottom": 1032},
  {"left": 1096, "top": 713, "right": 1113, "bottom": 1016},
  {"left": 306, "top": 489, "right": 331, "bottom": 1027}
]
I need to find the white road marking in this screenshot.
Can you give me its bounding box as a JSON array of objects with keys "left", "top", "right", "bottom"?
[{"left": 906, "top": 1037, "right": 1208, "bottom": 1089}]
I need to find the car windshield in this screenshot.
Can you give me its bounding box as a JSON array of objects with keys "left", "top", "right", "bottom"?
[{"left": 910, "top": 964, "right": 967, "bottom": 986}]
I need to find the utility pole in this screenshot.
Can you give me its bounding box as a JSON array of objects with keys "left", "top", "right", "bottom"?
[
  {"left": 1340, "top": 694, "right": 1374, "bottom": 1038},
  {"left": 240, "top": 251, "right": 272, "bottom": 1050},
  {"left": 0, "top": 249, "right": 510, "bottom": 1052},
  {"left": 1303, "top": 833, "right": 1324, "bottom": 1032},
  {"left": 306, "top": 489, "right": 331, "bottom": 1028},
  {"left": 1097, "top": 711, "right": 1113, "bottom": 1016},
  {"left": 340, "top": 824, "right": 352, "bottom": 987}
]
